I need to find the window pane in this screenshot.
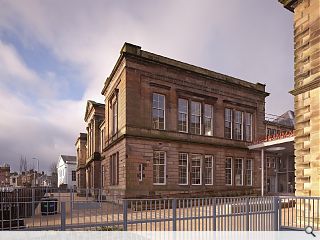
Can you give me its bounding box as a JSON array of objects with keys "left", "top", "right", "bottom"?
[
  {"left": 235, "top": 158, "right": 243, "bottom": 185},
  {"left": 153, "top": 151, "right": 166, "bottom": 184},
  {"left": 191, "top": 101, "right": 201, "bottom": 135},
  {"left": 204, "top": 155, "right": 213, "bottom": 185},
  {"left": 152, "top": 93, "right": 165, "bottom": 130},
  {"left": 224, "top": 108, "right": 232, "bottom": 139},
  {"left": 225, "top": 157, "right": 232, "bottom": 185},
  {"left": 234, "top": 111, "right": 243, "bottom": 140},
  {"left": 179, "top": 153, "right": 188, "bottom": 184},
  {"left": 246, "top": 159, "right": 253, "bottom": 186},
  {"left": 245, "top": 113, "right": 252, "bottom": 142},
  {"left": 191, "top": 154, "right": 202, "bottom": 185},
  {"left": 112, "top": 101, "right": 118, "bottom": 135},
  {"left": 204, "top": 104, "right": 213, "bottom": 136},
  {"left": 178, "top": 99, "right": 188, "bottom": 132}
]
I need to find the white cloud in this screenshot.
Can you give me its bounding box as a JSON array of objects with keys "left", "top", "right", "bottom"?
[{"left": 0, "top": 40, "right": 38, "bottom": 82}]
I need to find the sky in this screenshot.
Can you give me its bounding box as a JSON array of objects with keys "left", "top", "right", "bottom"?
[{"left": 0, "top": 0, "right": 294, "bottom": 172}]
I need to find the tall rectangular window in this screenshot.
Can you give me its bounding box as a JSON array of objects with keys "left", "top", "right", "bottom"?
[
  {"left": 246, "top": 159, "right": 253, "bottom": 186},
  {"left": 190, "top": 101, "right": 201, "bottom": 135},
  {"left": 100, "top": 128, "right": 105, "bottom": 152},
  {"left": 204, "top": 155, "right": 213, "bottom": 185},
  {"left": 102, "top": 166, "right": 105, "bottom": 187},
  {"left": 204, "top": 104, "right": 213, "bottom": 136},
  {"left": 138, "top": 164, "right": 144, "bottom": 182},
  {"left": 235, "top": 158, "right": 243, "bottom": 186},
  {"left": 153, "top": 151, "right": 166, "bottom": 185},
  {"left": 152, "top": 93, "right": 165, "bottom": 130},
  {"left": 225, "top": 157, "right": 233, "bottom": 185},
  {"left": 191, "top": 154, "right": 202, "bottom": 185},
  {"left": 225, "top": 108, "right": 232, "bottom": 139},
  {"left": 112, "top": 100, "right": 118, "bottom": 135},
  {"left": 178, "top": 153, "right": 188, "bottom": 185},
  {"left": 72, "top": 171, "right": 76, "bottom": 181},
  {"left": 110, "top": 153, "right": 119, "bottom": 185},
  {"left": 245, "top": 113, "right": 252, "bottom": 142},
  {"left": 234, "top": 111, "right": 243, "bottom": 140},
  {"left": 178, "top": 99, "right": 188, "bottom": 132}
]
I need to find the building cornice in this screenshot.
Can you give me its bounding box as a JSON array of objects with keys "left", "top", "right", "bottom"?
[
  {"left": 278, "top": 0, "right": 299, "bottom": 12},
  {"left": 101, "top": 42, "right": 269, "bottom": 97},
  {"left": 289, "top": 79, "right": 320, "bottom": 96}
]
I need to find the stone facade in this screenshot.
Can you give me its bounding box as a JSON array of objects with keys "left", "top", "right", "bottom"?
[
  {"left": 99, "top": 43, "right": 269, "bottom": 198},
  {"left": 0, "top": 164, "right": 10, "bottom": 186},
  {"left": 279, "top": 0, "right": 320, "bottom": 197},
  {"left": 75, "top": 133, "right": 87, "bottom": 192},
  {"left": 83, "top": 100, "right": 105, "bottom": 195}
]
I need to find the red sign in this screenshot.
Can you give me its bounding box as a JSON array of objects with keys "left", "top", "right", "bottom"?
[{"left": 252, "top": 130, "right": 294, "bottom": 145}]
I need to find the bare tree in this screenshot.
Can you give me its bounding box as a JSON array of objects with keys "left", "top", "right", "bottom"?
[{"left": 49, "top": 162, "right": 57, "bottom": 175}]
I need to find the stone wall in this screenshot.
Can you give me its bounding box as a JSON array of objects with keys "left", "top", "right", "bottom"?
[{"left": 281, "top": 0, "right": 320, "bottom": 196}]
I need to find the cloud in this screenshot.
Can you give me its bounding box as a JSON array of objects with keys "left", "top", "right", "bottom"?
[{"left": 0, "top": 0, "right": 294, "bottom": 171}]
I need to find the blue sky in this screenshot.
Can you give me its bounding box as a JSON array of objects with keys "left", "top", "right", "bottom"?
[{"left": 0, "top": 0, "right": 294, "bottom": 172}]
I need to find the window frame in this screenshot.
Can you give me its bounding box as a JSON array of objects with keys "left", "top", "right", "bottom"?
[
  {"left": 152, "top": 93, "right": 166, "bottom": 130},
  {"left": 191, "top": 154, "right": 202, "bottom": 185},
  {"left": 112, "top": 100, "right": 118, "bottom": 135},
  {"left": 235, "top": 158, "right": 244, "bottom": 186},
  {"left": 234, "top": 110, "right": 244, "bottom": 141},
  {"left": 204, "top": 155, "right": 214, "bottom": 185},
  {"left": 110, "top": 153, "right": 119, "bottom": 186},
  {"left": 224, "top": 108, "right": 233, "bottom": 139},
  {"left": 204, "top": 104, "right": 213, "bottom": 136},
  {"left": 225, "top": 157, "right": 233, "bottom": 186},
  {"left": 71, "top": 171, "right": 76, "bottom": 182},
  {"left": 153, "top": 151, "right": 166, "bottom": 185},
  {"left": 101, "top": 165, "right": 105, "bottom": 188},
  {"left": 244, "top": 112, "right": 253, "bottom": 142},
  {"left": 178, "top": 98, "right": 189, "bottom": 133},
  {"left": 178, "top": 153, "right": 189, "bottom": 185},
  {"left": 190, "top": 101, "right": 202, "bottom": 135},
  {"left": 246, "top": 159, "right": 253, "bottom": 186},
  {"left": 139, "top": 163, "right": 143, "bottom": 182}
]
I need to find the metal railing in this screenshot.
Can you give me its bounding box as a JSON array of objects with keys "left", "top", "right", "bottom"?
[{"left": 0, "top": 188, "right": 319, "bottom": 231}]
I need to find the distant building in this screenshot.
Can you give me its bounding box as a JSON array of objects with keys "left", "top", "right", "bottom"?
[
  {"left": 38, "top": 173, "right": 54, "bottom": 187},
  {"left": 83, "top": 101, "right": 105, "bottom": 195},
  {"left": 10, "top": 172, "right": 19, "bottom": 187},
  {"left": 75, "top": 133, "right": 87, "bottom": 192},
  {"left": 0, "top": 163, "right": 10, "bottom": 186},
  {"left": 57, "top": 155, "right": 77, "bottom": 188},
  {"left": 16, "top": 170, "right": 39, "bottom": 187}
]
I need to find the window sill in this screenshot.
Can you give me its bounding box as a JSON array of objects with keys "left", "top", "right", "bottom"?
[{"left": 153, "top": 183, "right": 166, "bottom": 186}]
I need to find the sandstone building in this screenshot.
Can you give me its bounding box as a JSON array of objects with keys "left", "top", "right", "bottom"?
[
  {"left": 279, "top": 0, "right": 320, "bottom": 197},
  {"left": 76, "top": 43, "right": 279, "bottom": 198}
]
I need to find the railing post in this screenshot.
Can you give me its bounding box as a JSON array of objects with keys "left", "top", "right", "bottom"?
[
  {"left": 246, "top": 197, "right": 250, "bottom": 231},
  {"left": 31, "top": 188, "right": 35, "bottom": 220},
  {"left": 70, "top": 188, "right": 73, "bottom": 222},
  {"left": 172, "top": 199, "right": 177, "bottom": 231},
  {"left": 123, "top": 199, "right": 128, "bottom": 231},
  {"left": 273, "top": 196, "right": 279, "bottom": 231},
  {"left": 60, "top": 202, "right": 66, "bottom": 231},
  {"left": 213, "top": 198, "right": 216, "bottom": 231}
]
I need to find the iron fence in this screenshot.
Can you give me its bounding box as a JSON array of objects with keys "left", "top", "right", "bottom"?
[{"left": 0, "top": 188, "right": 319, "bottom": 231}]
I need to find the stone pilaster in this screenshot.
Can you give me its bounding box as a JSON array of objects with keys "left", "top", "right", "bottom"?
[{"left": 279, "top": 0, "right": 320, "bottom": 197}]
